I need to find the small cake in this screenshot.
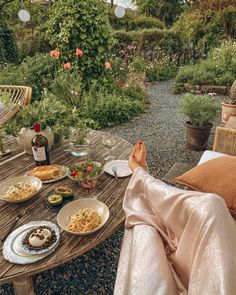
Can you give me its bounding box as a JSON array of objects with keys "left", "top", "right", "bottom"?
[{"left": 22, "top": 226, "right": 57, "bottom": 251}]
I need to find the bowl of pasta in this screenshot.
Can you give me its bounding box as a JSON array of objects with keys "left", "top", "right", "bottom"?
[
  {"left": 0, "top": 176, "right": 42, "bottom": 203},
  {"left": 57, "top": 199, "right": 110, "bottom": 235}
]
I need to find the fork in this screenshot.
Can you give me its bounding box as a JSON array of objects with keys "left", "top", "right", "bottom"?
[
  {"left": 111, "top": 165, "right": 118, "bottom": 181},
  {"left": 1, "top": 207, "right": 26, "bottom": 243}
]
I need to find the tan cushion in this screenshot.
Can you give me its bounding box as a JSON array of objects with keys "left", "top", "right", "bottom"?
[{"left": 175, "top": 156, "right": 236, "bottom": 213}]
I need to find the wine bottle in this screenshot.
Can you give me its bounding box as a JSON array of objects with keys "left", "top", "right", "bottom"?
[{"left": 31, "top": 123, "right": 50, "bottom": 166}]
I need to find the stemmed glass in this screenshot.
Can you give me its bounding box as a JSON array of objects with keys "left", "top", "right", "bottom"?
[{"left": 102, "top": 133, "right": 117, "bottom": 162}]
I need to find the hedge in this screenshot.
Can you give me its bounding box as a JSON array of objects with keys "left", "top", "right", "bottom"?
[
  {"left": 0, "top": 18, "right": 18, "bottom": 64},
  {"left": 113, "top": 28, "right": 183, "bottom": 56},
  {"left": 109, "top": 10, "right": 164, "bottom": 31}
]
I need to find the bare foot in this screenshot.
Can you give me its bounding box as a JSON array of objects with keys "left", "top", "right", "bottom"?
[{"left": 128, "top": 141, "right": 147, "bottom": 171}]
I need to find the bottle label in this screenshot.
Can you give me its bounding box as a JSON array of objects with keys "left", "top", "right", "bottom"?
[{"left": 32, "top": 146, "right": 46, "bottom": 162}]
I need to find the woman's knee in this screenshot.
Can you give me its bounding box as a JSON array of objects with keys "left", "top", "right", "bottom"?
[{"left": 194, "top": 194, "right": 227, "bottom": 220}]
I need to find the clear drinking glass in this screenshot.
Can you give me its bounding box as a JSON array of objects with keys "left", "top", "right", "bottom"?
[
  {"left": 102, "top": 133, "right": 117, "bottom": 161},
  {"left": 69, "top": 127, "right": 91, "bottom": 157}
]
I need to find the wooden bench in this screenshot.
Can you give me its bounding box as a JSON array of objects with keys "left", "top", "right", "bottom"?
[{"left": 0, "top": 86, "right": 32, "bottom": 126}]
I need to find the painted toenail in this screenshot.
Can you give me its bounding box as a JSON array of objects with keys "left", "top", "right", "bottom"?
[{"left": 139, "top": 141, "right": 142, "bottom": 144}]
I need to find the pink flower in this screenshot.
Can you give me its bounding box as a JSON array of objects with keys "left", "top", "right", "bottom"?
[
  {"left": 50, "top": 50, "right": 60, "bottom": 59},
  {"left": 105, "top": 62, "right": 111, "bottom": 69},
  {"left": 63, "top": 63, "right": 71, "bottom": 71},
  {"left": 75, "top": 48, "right": 84, "bottom": 57}
]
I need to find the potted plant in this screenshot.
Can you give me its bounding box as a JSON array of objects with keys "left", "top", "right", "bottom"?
[
  {"left": 181, "top": 93, "right": 219, "bottom": 151},
  {"left": 221, "top": 80, "right": 236, "bottom": 123}
]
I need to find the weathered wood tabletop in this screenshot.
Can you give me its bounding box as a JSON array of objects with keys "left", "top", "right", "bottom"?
[{"left": 0, "top": 130, "right": 132, "bottom": 295}]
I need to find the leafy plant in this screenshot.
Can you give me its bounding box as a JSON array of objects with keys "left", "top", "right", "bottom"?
[
  {"left": 49, "top": 72, "right": 83, "bottom": 107},
  {"left": 0, "top": 53, "right": 56, "bottom": 101},
  {"left": 46, "top": 0, "right": 113, "bottom": 79},
  {"left": 3, "top": 96, "right": 83, "bottom": 137},
  {"left": 181, "top": 93, "right": 219, "bottom": 126},
  {"left": 0, "top": 17, "right": 18, "bottom": 63}
]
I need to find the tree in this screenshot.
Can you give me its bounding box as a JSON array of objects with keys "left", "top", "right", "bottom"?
[
  {"left": 187, "top": 0, "right": 236, "bottom": 12},
  {"left": 135, "top": 0, "right": 185, "bottom": 26}
]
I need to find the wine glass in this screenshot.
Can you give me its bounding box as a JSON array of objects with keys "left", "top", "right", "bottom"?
[{"left": 102, "top": 133, "right": 117, "bottom": 162}]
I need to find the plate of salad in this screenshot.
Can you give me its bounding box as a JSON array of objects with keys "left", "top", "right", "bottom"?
[{"left": 67, "top": 161, "right": 104, "bottom": 189}]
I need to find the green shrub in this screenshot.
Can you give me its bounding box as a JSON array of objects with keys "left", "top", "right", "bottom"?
[
  {"left": 176, "top": 40, "right": 236, "bottom": 88},
  {"left": 0, "top": 53, "right": 56, "bottom": 101},
  {"left": 0, "top": 17, "right": 18, "bottom": 64},
  {"left": 181, "top": 93, "right": 219, "bottom": 126},
  {"left": 18, "top": 31, "right": 51, "bottom": 61},
  {"left": 81, "top": 91, "right": 144, "bottom": 128},
  {"left": 4, "top": 95, "right": 82, "bottom": 137},
  {"left": 46, "top": 0, "right": 112, "bottom": 79},
  {"left": 109, "top": 10, "right": 164, "bottom": 30}
]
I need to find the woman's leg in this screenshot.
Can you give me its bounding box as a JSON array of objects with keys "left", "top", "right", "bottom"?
[
  {"left": 125, "top": 142, "right": 236, "bottom": 294},
  {"left": 114, "top": 225, "right": 179, "bottom": 295}
]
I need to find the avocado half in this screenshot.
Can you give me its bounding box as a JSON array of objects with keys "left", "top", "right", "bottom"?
[
  {"left": 54, "top": 186, "right": 73, "bottom": 198},
  {"left": 48, "top": 194, "right": 63, "bottom": 206}
]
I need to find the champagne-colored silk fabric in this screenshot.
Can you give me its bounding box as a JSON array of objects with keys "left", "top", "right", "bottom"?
[{"left": 114, "top": 167, "right": 236, "bottom": 295}]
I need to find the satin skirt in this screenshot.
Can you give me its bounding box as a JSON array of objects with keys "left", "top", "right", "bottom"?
[{"left": 114, "top": 167, "right": 236, "bottom": 295}]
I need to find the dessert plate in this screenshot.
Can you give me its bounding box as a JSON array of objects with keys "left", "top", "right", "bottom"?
[
  {"left": 26, "top": 166, "right": 67, "bottom": 184},
  {"left": 3, "top": 221, "right": 60, "bottom": 264},
  {"left": 20, "top": 223, "right": 60, "bottom": 255},
  {"left": 104, "top": 160, "right": 132, "bottom": 178}
]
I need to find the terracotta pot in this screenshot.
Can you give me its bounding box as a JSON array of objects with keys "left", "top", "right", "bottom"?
[
  {"left": 185, "top": 121, "right": 213, "bottom": 151},
  {"left": 221, "top": 102, "right": 236, "bottom": 123}
]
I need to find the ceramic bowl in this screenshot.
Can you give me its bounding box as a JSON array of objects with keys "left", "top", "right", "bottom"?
[
  {"left": 57, "top": 199, "right": 110, "bottom": 235},
  {"left": 0, "top": 176, "right": 42, "bottom": 203}
]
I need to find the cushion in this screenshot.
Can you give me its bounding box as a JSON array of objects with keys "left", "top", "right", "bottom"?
[
  {"left": 175, "top": 156, "right": 236, "bottom": 214},
  {"left": 197, "top": 150, "right": 225, "bottom": 166}
]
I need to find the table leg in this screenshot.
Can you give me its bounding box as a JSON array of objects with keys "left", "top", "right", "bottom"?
[{"left": 13, "top": 276, "right": 35, "bottom": 295}]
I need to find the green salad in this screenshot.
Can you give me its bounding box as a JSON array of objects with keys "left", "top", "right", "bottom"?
[{"left": 68, "top": 161, "right": 103, "bottom": 180}]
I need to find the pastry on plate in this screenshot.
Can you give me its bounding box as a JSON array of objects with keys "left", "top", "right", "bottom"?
[{"left": 30, "top": 165, "right": 61, "bottom": 181}]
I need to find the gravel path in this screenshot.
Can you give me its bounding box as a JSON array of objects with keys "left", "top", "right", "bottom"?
[
  {"left": 105, "top": 80, "right": 221, "bottom": 178},
  {"left": 0, "top": 81, "right": 221, "bottom": 295}
]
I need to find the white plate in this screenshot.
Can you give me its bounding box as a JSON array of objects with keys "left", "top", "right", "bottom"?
[
  {"left": 26, "top": 166, "right": 67, "bottom": 184},
  {"left": 3, "top": 221, "right": 60, "bottom": 265},
  {"left": 57, "top": 199, "right": 110, "bottom": 236},
  {"left": 104, "top": 160, "right": 132, "bottom": 178},
  {"left": 0, "top": 176, "right": 42, "bottom": 203},
  {"left": 20, "top": 223, "right": 60, "bottom": 255}
]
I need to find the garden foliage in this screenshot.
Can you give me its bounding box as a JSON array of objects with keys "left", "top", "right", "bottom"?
[
  {"left": 46, "top": 0, "right": 112, "bottom": 79},
  {"left": 176, "top": 41, "right": 236, "bottom": 88},
  {"left": 109, "top": 10, "right": 164, "bottom": 30},
  {"left": 0, "top": 17, "right": 18, "bottom": 63},
  {"left": 181, "top": 93, "right": 219, "bottom": 126},
  {"left": 0, "top": 54, "right": 56, "bottom": 100},
  {"left": 135, "top": 0, "right": 184, "bottom": 26}
]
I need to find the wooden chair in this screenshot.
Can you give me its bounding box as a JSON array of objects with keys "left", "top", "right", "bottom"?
[
  {"left": 213, "top": 126, "right": 236, "bottom": 156},
  {"left": 0, "top": 85, "right": 32, "bottom": 126}
]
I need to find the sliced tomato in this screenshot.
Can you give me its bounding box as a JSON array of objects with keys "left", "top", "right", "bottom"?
[
  {"left": 70, "top": 170, "right": 78, "bottom": 177},
  {"left": 86, "top": 166, "right": 94, "bottom": 172}
]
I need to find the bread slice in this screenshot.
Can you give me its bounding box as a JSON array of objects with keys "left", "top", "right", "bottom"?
[{"left": 30, "top": 165, "right": 61, "bottom": 181}]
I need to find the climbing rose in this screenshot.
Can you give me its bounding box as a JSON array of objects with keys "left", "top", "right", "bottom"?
[
  {"left": 50, "top": 50, "right": 60, "bottom": 59},
  {"left": 76, "top": 48, "right": 84, "bottom": 57},
  {"left": 105, "top": 62, "right": 111, "bottom": 69},
  {"left": 63, "top": 63, "right": 71, "bottom": 71}
]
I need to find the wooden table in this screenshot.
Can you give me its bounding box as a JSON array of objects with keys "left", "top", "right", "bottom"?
[{"left": 0, "top": 130, "right": 132, "bottom": 295}]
